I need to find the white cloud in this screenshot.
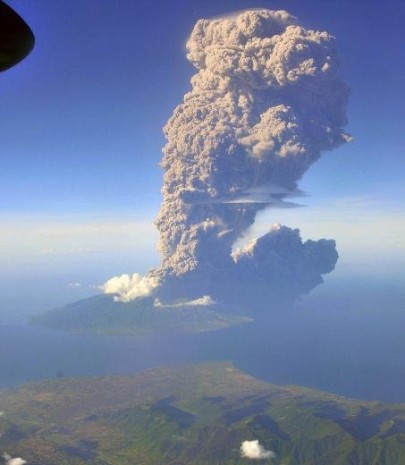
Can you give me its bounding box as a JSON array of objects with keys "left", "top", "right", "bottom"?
[
  {"left": 8, "top": 459, "right": 26, "bottom": 465},
  {"left": 101, "top": 273, "right": 160, "bottom": 303},
  {"left": 3, "top": 454, "right": 27, "bottom": 465},
  {"left": 240, "top": 440, "right": 275, "bottom": 460},
  {"left": 187, "top": 295, "right": 216, "bottom": 306},
  {"left": 154, "top": 295, "right": 215, "bottom": 308}
]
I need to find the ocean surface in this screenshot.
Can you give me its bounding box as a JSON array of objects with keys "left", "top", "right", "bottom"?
[{"left": 1, "top": 277, "right": 404, "bottom": 403}]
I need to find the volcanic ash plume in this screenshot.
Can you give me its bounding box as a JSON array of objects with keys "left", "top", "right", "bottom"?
[{"left": 104, "top": 9, "right": 349, "bottom": 306}]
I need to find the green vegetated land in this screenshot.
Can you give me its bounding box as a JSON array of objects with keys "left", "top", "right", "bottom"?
[
  {"left": 0, "top": 362, "right": 404, "bottom": 465},
  {"left": 31, "top": 295, "right": 252, "bottom": 335}
]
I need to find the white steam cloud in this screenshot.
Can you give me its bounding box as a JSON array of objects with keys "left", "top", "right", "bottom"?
[
  {"left": 154, "top": 295, "right": 215, "bottom": 308},
  {"left": 102, "top": 9, "right": 349, "bottom": 308},
  {"left": 3, "top": 454, "right": 26, "bottom": 465},
  {"left": 240, "top": 440, "right": 275, "bottom": 460},
  {"left": 101, "top": 273, "right": 159, "bottom": 303}
]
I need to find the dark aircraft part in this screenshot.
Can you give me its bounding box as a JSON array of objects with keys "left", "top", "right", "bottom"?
[{"left": 0, "top": 0, "right": 35, "bottom": 71}]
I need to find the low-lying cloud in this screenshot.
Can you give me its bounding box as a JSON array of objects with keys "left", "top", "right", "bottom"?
[
  {"left": 3, "top": 454, "right": 26, "bottom": 465},
  {"left": 154, "top": 295, "right": 215, "bottom": 308},
  {"left": 240, "top": 440, "right": 275, "bottom": 460}
]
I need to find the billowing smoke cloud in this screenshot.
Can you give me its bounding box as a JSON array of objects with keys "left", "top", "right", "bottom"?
[
  {"left": 102, "top": 9, "right": 349, "bottom": 308},
  {"left": 2, "top": 454, "right": 26, "bottom": 465},
  {"left": 101, "top": 273, "right": 159, "bottom": 303},
  {"left": 154, "top": 8, "right": 349, "bottom": 278},
  {"left": 240, "top": 440, "right": 275, "bottom": 460}
]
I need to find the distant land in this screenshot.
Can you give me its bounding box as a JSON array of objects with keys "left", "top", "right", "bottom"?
[
  {"left": 31, "top": 295, "right": 252, "bottom": 335},
  {"left": 0, "top": 362, "right": 404, "bottom": 465}
]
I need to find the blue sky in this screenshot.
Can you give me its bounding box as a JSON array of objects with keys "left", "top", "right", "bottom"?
[{"left": 1, "top": 0, "right": 404, "bottom": 309}]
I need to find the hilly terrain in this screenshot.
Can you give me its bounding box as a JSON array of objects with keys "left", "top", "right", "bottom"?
[
  {"left": 31, "top": 295, "right": 252, "bottom": 335},
  {"left": 0, "top": 362, "right": 404, "bottom": 465}
]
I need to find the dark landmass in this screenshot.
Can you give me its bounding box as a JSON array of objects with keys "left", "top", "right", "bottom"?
[
  {"left": 0, "top": 362, "right": 404, "bottom": 465},
  {"left": 31, "top": 295, "right": 252, "bottom": 335}
]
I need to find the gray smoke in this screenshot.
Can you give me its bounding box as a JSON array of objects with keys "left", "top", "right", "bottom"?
[
  {"left": 154, "top": 9, "right": 348, "bottom": 277},
  {"left": 103, "top": 9, "right": 349, "bottom": 308}
]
